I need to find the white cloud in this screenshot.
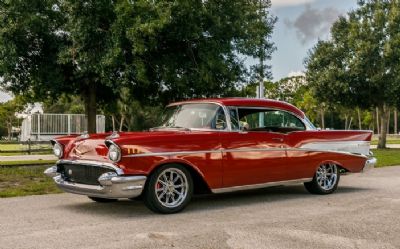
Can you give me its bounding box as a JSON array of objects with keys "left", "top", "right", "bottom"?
[
  {"left": 270, "top": 0, "right": 316, "bottom": 8},
  {"left": 287, "top": 71, "right": 305, "bottom": 77},
  {"left": 285, "top": 5, "right": 341, "bottom": 44}
]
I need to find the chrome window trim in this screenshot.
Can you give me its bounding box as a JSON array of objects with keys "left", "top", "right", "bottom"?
[
  {"left": 123, "top": 147, "right": 368, "bottom": 159},
  {"left": 57, "top": 159, "right": 125, "bottom": 175},
  {"left": 211, "top": 177, "right": 313, "bottom": 194},
  {"left": 165, "top": 102, "right": 315, "bottom": 132}
]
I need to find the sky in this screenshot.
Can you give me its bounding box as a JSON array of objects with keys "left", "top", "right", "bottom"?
[
  {"left": 268, "top": 0, "right": 358, "bottom": 80},
  {"left": 0, "top": 88, "right": 12, "bottom": 103}
]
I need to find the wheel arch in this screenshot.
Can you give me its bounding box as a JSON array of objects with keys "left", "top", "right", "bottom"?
[
  {"left": 147, "top": 161, "right": 212, "bottom": 195},
  {"left": 313, "top": 159, "right": 347, "bottom": 173}
]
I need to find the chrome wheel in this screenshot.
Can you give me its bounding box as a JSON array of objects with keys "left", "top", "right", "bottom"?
[
  {"left": 155, "top": 168, "right": 189, "bottom": 208},
  {"left": 316, "top": 163, "right": 338, "bottom": 191}
]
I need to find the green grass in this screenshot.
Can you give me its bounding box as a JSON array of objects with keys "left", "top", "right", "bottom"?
[
  {"left": 0, "top": 160, "right": 56, "bottom": 166},
  {"left": 371, "top": 148, "right": 400, "bottom": 168},
  {"left": 371, "top": 139, "right": 400, "bottom": 145},
  {"left": 0, "top": 143, "right": 52, "bottom": 156},
  {"left": 0, "top": 166, "right": 62, "bottom": 198}
]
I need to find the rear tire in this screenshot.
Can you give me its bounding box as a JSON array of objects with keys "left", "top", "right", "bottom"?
[
  {"left": 143, "top": 164, "right": 193, "bottom": 214},
  {"left": 88, "top": 196, "right": 118, "bottom": 203},
  {"left": 304, "top": 163, "right": 340, "bottom": 195}
]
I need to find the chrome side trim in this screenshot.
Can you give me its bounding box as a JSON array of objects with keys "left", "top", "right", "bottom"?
[
  {"left": 57, "top": 159, "right": 124, "bottom": 175},
  {"left": 300, "top": 141, "right": 370, "bottom": 156},
  {"left": 123, "top": 147, "right": 368, "bottom": 159},
  {"left": 288, "top": 148, "right": 368, "bottom": 159},
  {"left": 211, "top": 178, "right": 313, "bottom": 194},
  {"left": 124, "top": 149, "right": 223, "bottom": 158}
]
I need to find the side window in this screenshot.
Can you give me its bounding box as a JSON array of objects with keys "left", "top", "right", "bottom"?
[
  {"left": 228, "top": 107, "right": 240, "bottom": 131},
  {"left": 237, "top": 108, "right": 305, "bottom": 133},
  {"left": 265, "top": 111, "right": 305, "bottom": 130}
]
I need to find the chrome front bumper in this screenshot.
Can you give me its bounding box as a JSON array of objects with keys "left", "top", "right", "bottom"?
[
  {"left": 44, "top": 165, "right": 146, "bottom": 199},
  {"left": 363, "top": 157, "right": 377, "bottom": 172}
]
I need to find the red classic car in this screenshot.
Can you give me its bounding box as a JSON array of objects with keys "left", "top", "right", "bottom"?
[{"left": 45, "top": 98, "right": 376, "bottom": 213}]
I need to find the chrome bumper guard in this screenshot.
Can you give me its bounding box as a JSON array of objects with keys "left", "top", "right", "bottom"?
[
  {"left": 44, "top": 165, "right": 146, "bottom": 199},
  {"left": 363, "top": 157, "right": 377, "bottom": 172}
]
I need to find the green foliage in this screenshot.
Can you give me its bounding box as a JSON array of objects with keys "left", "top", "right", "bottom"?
[
  {"left": 42, "top": 95, "right": 85, "bottom": 114},
  {"left": 0, "top": 97, "right": 24, "bottom": 139},
  {"left": 110, "top": 0, "right": 277, "bottom": 105},
  {"left": 0, "top": 0, "right": 276, "bottom": 132}
]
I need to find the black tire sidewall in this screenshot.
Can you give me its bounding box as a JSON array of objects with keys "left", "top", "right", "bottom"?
[
  {"left": 144, "top": 164, "right": 193, "bottom": 214},
  {"left": 314, "top": 168, "right": 340, "bottom": 194},
  {"left": 305, "top": 164, "right": 341, "bottom": 195}
]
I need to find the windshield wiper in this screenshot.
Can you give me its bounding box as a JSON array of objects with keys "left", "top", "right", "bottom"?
[{"left": 150, "top": 126, "right": 191, "bottom": 131}]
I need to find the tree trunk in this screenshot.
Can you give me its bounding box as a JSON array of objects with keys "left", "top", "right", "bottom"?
[
  {"left": 6, "top": 121, "right": 12, "bottom": 140},
  {"left": 357, "top": 108, "right": 362, "bottom": 130},
  {"left": 387, "top": 108, "right": 391, "bottom": 135},
  {"left": 377, "top": 105, "right": 389, "bottom": 149},
  {"left": 348, "top": 117, "right": 353, "bottom": 130},
  {"left": 345, "top": 115, "right": 348, "bottom": 130},
  {"left": 84, "top": 83, "right": 97, "bottom": 133},
  {"left": 376, "top": 107, "right": 380, "bottom": 134},
  {"left": 320, "top": 108, "right": 325, "bottom": 129},
  {"left": 119, "top": 116, "right": 125, "bottom": 132},
  {"left": 395, "top": 108, "right": 398, "bottom": 134},
  {"left": 111, "top": 115, "right": 116, "bottom": 132}
]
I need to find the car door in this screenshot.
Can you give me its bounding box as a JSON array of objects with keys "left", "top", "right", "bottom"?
[{"left": 220, "top": 107, "right": 288, "bottom": 188}]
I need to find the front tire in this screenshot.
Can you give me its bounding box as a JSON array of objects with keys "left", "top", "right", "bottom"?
[
  {"left": 304, "top": 163, "right": 340, "bottom": 195},
  {"left": 144, "top": 164, "right": 193, "bottom": 214}
]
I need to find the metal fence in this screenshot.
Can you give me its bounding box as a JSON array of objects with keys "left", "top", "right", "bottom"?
[{"left": 21, "top": 114, "right": 105, "bottom": 141}]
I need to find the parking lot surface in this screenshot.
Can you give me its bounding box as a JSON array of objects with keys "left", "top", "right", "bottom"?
[{"left": 1, "top": 166, "right": 399, "bottom": 249}]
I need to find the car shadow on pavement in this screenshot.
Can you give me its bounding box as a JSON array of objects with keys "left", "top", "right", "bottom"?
[
  {"left": 61, "top": 198, "right": 154, "bottom": 218},
  {"left": 185, "top": 185, "right": 372, "bottom": 213},
  {"left": 60, "top": 184, "right": 371, "bottom": 217}
]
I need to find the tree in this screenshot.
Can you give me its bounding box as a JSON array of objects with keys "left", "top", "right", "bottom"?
[
  {"left": 305, "top": 0, "right": 400, "bottom": 148},
  {"left": 111, "top": 0, "right": 276, "bottom": 105},
  {"left": 0, "top": 0, "right": 276, "bottom": 132},
  {"left": 0, "top": 0, "right": 118, "bottom": 133},
  {"left": 0, "top": 97, "right": 24, "bottom": 140},
  {"left": 42, "top": 95, "right": 85, "bottom": 114}
]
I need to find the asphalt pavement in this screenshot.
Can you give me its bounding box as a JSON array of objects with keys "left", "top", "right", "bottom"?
[{"left": 0, "top": 166, "right": 400, "bottom": 249}]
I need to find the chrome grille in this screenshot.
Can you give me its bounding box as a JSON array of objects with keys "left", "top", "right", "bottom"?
[{"left": 57, "top": 164, "right": 116, "bottom": 185}]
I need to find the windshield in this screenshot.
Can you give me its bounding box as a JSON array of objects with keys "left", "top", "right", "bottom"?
[{"left": 156, "top": 103, "right": 227, "bottom": 130}]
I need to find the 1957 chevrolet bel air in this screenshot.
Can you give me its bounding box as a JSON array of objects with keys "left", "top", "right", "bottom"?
[{"left": 45, "top": 98, "right": 376, "bottom": 213}]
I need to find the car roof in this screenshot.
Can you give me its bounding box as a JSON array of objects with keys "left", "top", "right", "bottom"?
[{"left": 169, "top": 98, "right": 305, "bottom": 119}]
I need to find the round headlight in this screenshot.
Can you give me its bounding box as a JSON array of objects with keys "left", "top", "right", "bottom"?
[
  {"left": 53, "top": 143, "right": 63, "bottom": 158},
  {"left": 108, "top": 144, "right": 121, "bottom": 162}
]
